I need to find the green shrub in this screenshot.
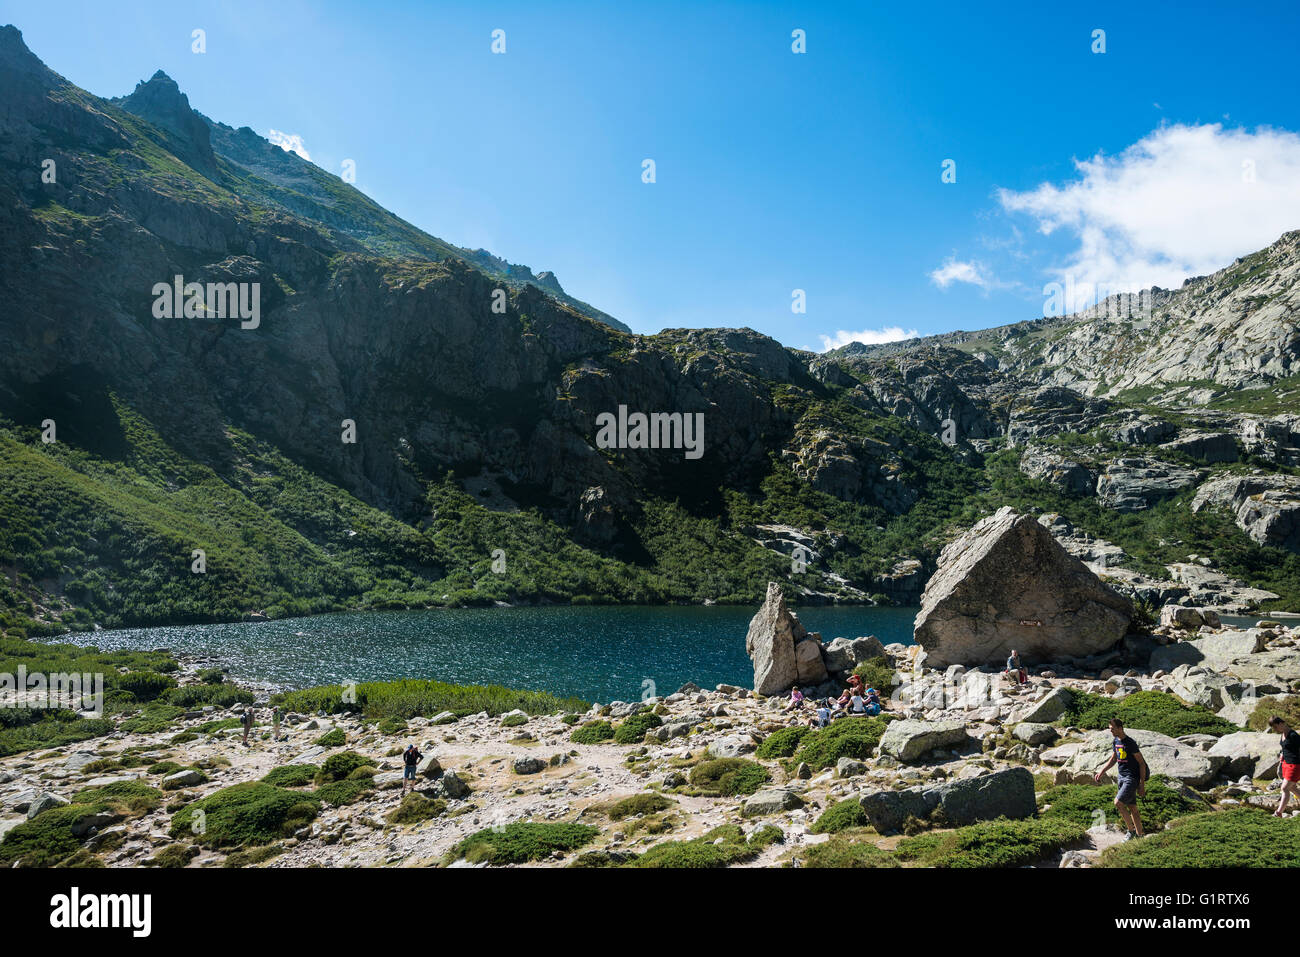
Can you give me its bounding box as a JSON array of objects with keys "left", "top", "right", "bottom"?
[
  {"left": 607, "top": 793, "right": 674, "bottom": 821},
  {"left": 314, "top": 778, "right": 375, "bottom": 806},
  {"left": 73, "top": 780, "right": 162, "bottom": 815},
  {"left": 748, "top": 824, "right": 784, "bottom": 848},
  {"left": 170, "top": 731, "right": 198, "bottom": 744},
  {"left": 500, "top": 713, "right": 527, "bottom": 728},
  {"left": 169, "top": 783, "right": 319, "bottom": 848},
  {"left": 119, "top": 703, "right": 184, "bottom": 734},
  {"left": 894, "top": 817, "right": 1087, "bottom": 868},
  {"left": 0, "top": 713, "right": 113, "bottom": 757},
  {"left": 197, "top": 668, "right": 227, "bottom": 685},
  {"left": 1060, "top": 690, "right": 1237, "bottom": 737},
  {"left": 851, "top": 657, "right": 896, "bottom": 693},
  {"left": 570, "top": 720, "right": 615, "bottom": 744},
  {"left": 224, "top": 844, "right": 286, "bottom": 868},
  {"left": 164, "top": 684, "right": 253, "bottom": 708},
  {"left": 755, "top": 726, "right": 810, "bottom": 760},
  {"left": 801, "top": 832, "right": 898, "bottom": 868},
  {"left": 116, "top": 671, "right": 177, "bottom": 701},
  {"left": 148, "top": 761, "right": 183, "bottom": 776},
  {"left": 272, "top": 678, "right": 587, "bottom": 721},
  {"left": 629, "top": 824, "right": 760, "bottom": 868},
  {"left": 314, "top": 728, "right": 346, "bottom": 748},
  {"left": 810, "top": 798, "right": 871, "bottom": 834},
  {"left": 0, "top": 803, "right": 113, "bottom": 866},
  {"left": 1098, "top": 809, "right": 1300, "bottom": 867},
  {"left": 196, "top": 717, "right": 241, "bottom": 734},
  {"left": 261, "top": 764, "right": 319, "bottom": 788},
  {"left": 315, "top": 751, "right": 374, "bottom": 784},
  {"left": 793, "top": 716, "right": 891, "bottom": 769},
  {"left": 386, "top": 793, "right": 447, "bottom": 825},
  {"left": 613, "top": 712, "right": 663, "bottom": 743},
  {"left": 445, "top": 821, "right": 599, "bottom": 865},
  {"left": 687, "top": 758, "right": 769, "bottom": 796},
  {"left": 376, "top": 716, "right": 408, "bottom": 734},
  {"left": 147, "top": 844, "right": 199, "bottom": 868},
  {"left": 1038, "top": 775, "right": 1207, "bottom": 831},
  {"left": 1247, "top": 695, "right": 1300, "bottom": 732}
]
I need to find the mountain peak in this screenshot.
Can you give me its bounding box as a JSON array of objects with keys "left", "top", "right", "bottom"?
[
  {"left": 115, "top": 69, "right": 219, "bottom": 179},
  {"left": 0, "top": 23, "right": 52, "bottom": 77}
]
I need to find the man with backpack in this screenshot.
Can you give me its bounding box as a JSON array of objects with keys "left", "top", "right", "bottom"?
[
  {"left": 402, "top": 743, "right": 423, "bottom": 795},
  {"left": 1094, "top": 717, "right": 1150, "bottom": 840},
  {"left": 241, "top": 707, "right": 254, "bottom": 746}
]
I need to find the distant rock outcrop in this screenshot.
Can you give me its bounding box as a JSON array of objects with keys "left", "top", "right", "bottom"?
[
  {"left": 914, "top": 507, "right": 1133, "bottom": 668},
  {"left": 745, "top": 582, "right": 825, "bottom": 694}
]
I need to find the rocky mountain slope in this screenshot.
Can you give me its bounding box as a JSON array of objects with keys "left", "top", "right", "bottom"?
[{"left": 0, "top": 24, "right": 1298, "bottom": 637}]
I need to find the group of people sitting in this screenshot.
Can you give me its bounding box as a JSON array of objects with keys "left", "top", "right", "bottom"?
[{"left": 783, "top": 673, "right": 884, "bottom": 727}]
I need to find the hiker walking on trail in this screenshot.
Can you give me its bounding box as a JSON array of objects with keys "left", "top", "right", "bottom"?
[
  {"left": 272, "top": 705, "right": 283, "bottom": 741},
  {"left": 402, "top": 743, "right": 423, "bottom": 796},
  {"left": 1269, "top": 716, "right": 1300, "bottom": 816},
  {"left": 1094, "top": 717, "right": 1149, "bottom": 840},
  {"left": 241, "top": 707, "right": 254, "bottom": 746}
]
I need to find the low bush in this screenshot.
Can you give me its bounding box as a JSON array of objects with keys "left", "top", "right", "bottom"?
[
  {"left": 607, "top": 793, "right": 674, "bottom": 821},
  {"left": 73, "top": 780, "right": 162, "bottom": 816},
  {"left": 687, "top": 758, "right": 769, "bottom": 796},
  {"left": 1098, "top": 808, "right": 1300, "bottom": 867},
  {"left": 755, "top": 726, "right": 810, "bottom": 760},
  {"left": 793, "top": 716, "right": 891, "bottom": 770},
  {"left": 445, "top": 821, "right": 599, "bottom": 865},
  {"left": 894, "top": 817, "right": 1087, "bottom": 868},
  {"left": 1247, "top": 695, "right": 1300, "bottom": 732},
  {"left": 1038, "top": 775, "right": 1207, "bottom": 831},
  {"left": 169, "top": 783, "right": 320, "bottom": 848},
  {"left": 613, "top": 712, "right": 663, "bottom": 743},
  {"left": 851, "top": 657, "right": 896, "bottom": 694},
  {"left": 1060, "top": 690, "right": 1237, "bottom": 737},
  {"left": 629, "top": 824, "right": 764, "bottom": 868},
  {"left": 570, "top": 721, "right": 615, "bottom": 744},
  {"left": 801, "top": 831, "right": 898, "bottom": 868},
  {"left": 314, "top": 751, "right": 374, "bottom": 784},
  {"left": 314, "top": 779, "right": 374, "bottom": 806},
  {"left": 261, "top": 764, "right": 318, "bottom": 788},
  {"left": 0, "top": 803, "right": 113, "bottom": 866},
  {"left": 223, "top": 844, "right": 286, "bottom": 868},
  {"left": 810, "top": 798, "right": 871, "bottom": 834},
  {"left": 314, "top": 728, "right": 346, "bottom": 748},
  {"left": 386, "top": 793, "right": 447, "bottom": 825},
  {"left": 147, "top": 844, "right": 199, "bottom": 868},
  {"left": 272, "top": 678, "right": 587, "bottom": 721}
]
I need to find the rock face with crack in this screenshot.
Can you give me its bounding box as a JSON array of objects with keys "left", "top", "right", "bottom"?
[
  {"left": 1192, "top": 473, "right": 1300, "bottom": 553},
  {"left": 914, "top": 507, "right": 1133, "bottom": 668}
]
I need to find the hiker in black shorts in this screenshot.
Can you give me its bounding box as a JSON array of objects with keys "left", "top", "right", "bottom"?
[
  {"left": 401, "top": 743, "right": 423, "bottom": 796},
  {"left": 1094, "top": 717, "right": 1149, "bottom": 840}
]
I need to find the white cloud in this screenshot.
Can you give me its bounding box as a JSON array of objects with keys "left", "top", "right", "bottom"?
[
  {"left": 817, "top": 326, "right": 919, "bottom": 352},
  {"left": 998, "top": 123, "right": 1300, "bottom": 298},
  {"left": 929, "top": 258, "right": 993, "bottom": 289},
  {"left": 268, "top": 129, "right": 311, "bottom": 161}
]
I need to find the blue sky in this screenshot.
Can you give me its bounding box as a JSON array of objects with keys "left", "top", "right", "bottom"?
[{"left": 6, "top": 0, "right": 1300, "bottom": 348}]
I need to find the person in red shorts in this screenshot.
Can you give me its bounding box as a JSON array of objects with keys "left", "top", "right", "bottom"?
[{"left": 1269, "top": 715, "right": 1300, "bottom": 816}]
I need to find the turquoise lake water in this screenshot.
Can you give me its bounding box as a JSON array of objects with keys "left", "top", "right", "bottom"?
[{"left": 86, "top": 605, "right": 918, "bottom": 703}]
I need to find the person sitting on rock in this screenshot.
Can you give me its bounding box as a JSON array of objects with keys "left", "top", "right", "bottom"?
[
  {"left": 1269, "top": 715, "right": 1300, "bottom": 816},
  {"left": 1005, "top": 650, "right": 1027, "bottom": 686},
  {"left": 863, "top": 687, "right": 882, "bottom": 716},
  {"left": 783, "top": 686, "right": 805, "bottom": 712},
  {"left": 814, "top": 699, "right": 834, "bottom": 727}
]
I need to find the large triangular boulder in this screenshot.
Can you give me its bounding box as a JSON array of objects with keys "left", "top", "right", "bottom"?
[
  {"left": 746, "top": 582, "right": 821, "bottom": 694},
  {"left": 914, "top": 507, "right": 1133, "bottom": 668}
]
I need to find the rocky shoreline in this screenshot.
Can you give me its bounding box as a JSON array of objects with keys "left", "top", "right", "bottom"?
[{"left": 1, "top": 595, "right": 1297, "bottom": 867}]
